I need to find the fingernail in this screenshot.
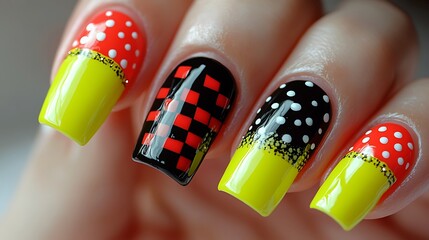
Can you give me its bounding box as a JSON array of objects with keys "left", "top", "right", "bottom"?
[
  {"left": 39, "top": 9, "right": 145, "bottom": 145},
  {"left": 310, "top": 123, "right": 415, "bottom": 230},
  {"left": 218, "top": 80, "right": 331, "bottom": 216},
  {"left": 132, "top": 57, "right": 236, "bottom": 185}
]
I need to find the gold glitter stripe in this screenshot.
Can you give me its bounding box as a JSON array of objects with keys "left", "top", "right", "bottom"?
[
  {"left": 68, "top": 48, "right": 126, "bottom": 85},
  {"left": 345, "top": 151, "right": 396, "bottom": 186}
]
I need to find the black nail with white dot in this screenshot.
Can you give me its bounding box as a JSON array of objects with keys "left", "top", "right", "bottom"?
[{"left": 238, "top": 80, "right": 332, "bottom": 171}]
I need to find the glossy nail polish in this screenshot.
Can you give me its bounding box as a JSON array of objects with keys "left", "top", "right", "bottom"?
[
  {"left": 133, "top": 57, "right": 236, "bottom": 185},
  {"left": 218, "top": 80, "right": 331, "bottom": 216},
  {"left": 310, "top": 123, "right": 415, "bottom": 230},
  {"left": 39, "top": 9, "right": 145, "bottom": 145}
]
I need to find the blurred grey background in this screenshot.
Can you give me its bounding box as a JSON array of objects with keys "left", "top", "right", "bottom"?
[{"left": 0, "top": 0, "right": 428, "bottom": 214}]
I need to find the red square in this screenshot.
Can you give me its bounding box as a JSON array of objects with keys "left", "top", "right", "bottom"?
[
  {"left": 209, "top": 117, "right": 222, "bottom": 133},
  {"left": 142, "top": 133, "right": 154, "bottom": 145},
  {"left": 155, "top": 123, "right": 169, "bottom": 137},
  {"left": 180, "top": 88, "right": 200, "bottom": 105},
  {"left": 146, "top": 111, "right": 160, "bottom": 121},
  {"left": 176, "top": 156, "right": 191, "bottom": 172},
  {"left": 174, "top": 66, "right": 191, "bottom": 79},
  {"left": 174, "top": 114, "right": 192, "bottom": 130},
  {"left": 156, "top": 88, "right": 169, "bottom": 99},
  {"left": 203, "top": 75, "right": 220, "bottom": 92},
  {"left": 163, "top": 99, "right": 179, "bottom": 112},
  {"left": 216, "top": 94, "right": 229, "bottom": 109},
  {"left": 194, "top": 107, "right": 211, "bottom": 125},
  {"left": 164, "top": 138, "right": 184, "bottom": 154},
  {"left": 186, "top": 132, "right": 202, "bottom": 149}
]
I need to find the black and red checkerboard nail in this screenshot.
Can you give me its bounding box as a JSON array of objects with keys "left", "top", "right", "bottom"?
[{"left": 133, "top": 57, "right": 236, "bottom": 185}]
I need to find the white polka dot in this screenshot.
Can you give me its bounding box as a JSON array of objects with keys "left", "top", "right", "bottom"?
[
  {"left": 287, "top": 90, "right": 295, "bottom": 97},
  {"left": 282, "top": 134, "right": 292, "bottom": 143},
  {"left": 120, "top": 59, "right": 128, "bottom": 68},
  {"left": 125, "top": 43, "right": 131, "bottom": 51},
  {"left": 248, "top": 126, "right": 253, "bottom": 131},
  {"left": 318, "top": 128, "right": 322, "bottom": 134},
  {"left": 408, "top": 142, "right": 413, "bottom": 150},
  {"left": 305, "top": 81, "right": 314, "bottom": 87},
  {"left": 362, "top": 137, "right": 370, "bottom": 143},
  {"left": 279, "top": 84, "right": 286, "bottom": 89},
  {"left": 394, "top": 132, "right": 403, "bottom": 138},
  {"left": 108, "top": 49, "right": 117, "bottom": 58},
  {"left": 378, "top": 126, "right": 387, "bottom": 132},
  {"left": 126, "top": 21, "right": 132, "bottom": 27},
  {"left": 311, "top": 143, "right": 316, "bottom": 150},
  {"left": 323, "top": 95, "right": 329, "bottom": 103},
  {"left": 394, "top": 143, "right": 402, "bottom": 152},
  {"left": 96, "top": 32, "right": 106, "bottom": 41},
  {"left": 132, "top": 63, "right": 137, "bottom": 69},
  {"left": 303, "top": 135, "right": 309, "bottom": 143},
  {"left": 382, "top": 151, "right": 390, "bottom": 159},
  {"left": 105, "top": 11, "right": 112, "bottom": 16},
  {"left": 379, "top": 137, "right": 388, "bottom": 144},
  {"left": 294, "top": 119, "right": 302, "bottom": 126},
  {"left": 106, "top": 19, "right": 115, "bottom": 27},
  {"left": 72, "top": 40, "right": 78, "bottom": 47},
  {"left": 406, "top": 162, "right": 410, "bottom": 170},
  {"left": 132, "top": 32, "right": 138, "bottom": 39},
  {"left": 311, "top": 100, "right": 318, "bottom": 107},
  {"left": 323, "top": 113, "right": 330, "bottom": 123},
  {"left": 86, "top": 23, "right": 95, "bottom": 31},
  {"left": 80, "top": 36, "right": 89, "bottom": 44},
  {"left": 135, "top": 49, "right": 140, "bottom": 57},
  {"left": 266, "top": 96, "right": 272, "bottom": 102},
  {"left": 255, "top": 118, "right": 261, "bottom": 125},
  {"left": 349, "top": 146, "right": 354, "bottom": 151},
  {"left": 365, "top": 130, "right": 372, "bottom": 135},
  {"left": 276, "top": 116, "right": 286, "bottom": 125},
  {"left": 291, "top": 103, "right": 302, "bottom": 111},
  {"left": 398, "top": 157, "right": 404, "bottom": 165},
  {"left": 118, "top": 32, "right": 125, "bottom": 39},
  {"left": 271, "top": 103, "right": 279, "bottom": 109},
  {"left": 306, "top": 117, "right": 313, "bottom": 126},
  {"left": 257, "top": 127, "right": 266, "bottom": 135},
  {"left": 256, "top": 108, "right": 261, "bottom": 114}
]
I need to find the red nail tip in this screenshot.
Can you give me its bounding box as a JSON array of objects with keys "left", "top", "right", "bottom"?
[
  {"left": 71, "top": 10, "right": 145, "bottom": 85},
  {"left": 349, "top": 123, "right": 415, "bottom": 182}
]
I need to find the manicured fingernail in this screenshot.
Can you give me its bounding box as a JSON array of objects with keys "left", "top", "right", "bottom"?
[
  {"left": 132, "top": 57, "right": 236, "bottom": 185},
  {"left": 310, "top": 123, "right": 415, "bottom": 230},
  {"left": 39, "top": 9, "right": 145, "bottom": 145},
  {"left": 218, "top": 80, "right": 331, "bottom": 216}
]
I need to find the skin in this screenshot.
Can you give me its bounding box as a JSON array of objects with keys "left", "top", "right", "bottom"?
[{"left": 1, "top": 0, "right": 428, "bottom": 239}]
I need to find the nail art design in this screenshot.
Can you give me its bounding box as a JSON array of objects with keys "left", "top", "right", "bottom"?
[
  {"left": 218, "top": 80, "right": 331, "bottom": 216},
  {"left": 310, "top": 123, "right": 415, "bottom": 230},
  {"left": 133, "top": 57, "right": 235, "bottom": 185},
  {"left": 39, "top": 10, "right": 145, "bottom": 145}
]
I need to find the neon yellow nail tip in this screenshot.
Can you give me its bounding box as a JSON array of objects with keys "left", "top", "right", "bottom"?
[
  {"left": 310, "top": 154, "right": 392, "bottom": 230},
  {"left": 39, "top": 49, "right": 125, "bottom": 145}
]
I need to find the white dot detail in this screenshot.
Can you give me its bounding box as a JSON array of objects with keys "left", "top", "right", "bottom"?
[
  {"left": 311, "top": 100, "right": 318, "bottom": 107},
  {"left": 80, "top": 36, "right": 89, "bottom": 44},
  {"left": 318, "top": 128, "right": 322, "bottom": 134},
  {"left": 276, "top": 116, "right": 286, "bottom": 125},
  {"left": 105, "top": 19, "right": 115, "bottom": 27},
  {"left": 118, "top": 32, "right": 125, "bottom": 39},
  {"left": 72, "top": 40, "right": 78, "bottom": 47},
  {"left": 282, "top": 134, "right": 292, "bottom": 143},
  {"left": 86, "top": 23, "right": 95, "bottom": 31},
  {"left": 294, "top": 119, "right": 302, "bottom": 126},
  {"left": 255, "top": 118, "right": 261, "bottom": 125},
  {"left": 306, "top": 118, "right": 313, "bottom": 126},
  {"left": 132, "top": 32, "right": 138, "bottom": 39},
  {"left": 349, "top": 146, "right": 354, "bottom": 151},
  {"left": 397, "top": 157, "right": 404, "bottom": 165},
  {"left": 408, "top": 142, "right": 414, "bottom": 150},
  {"left": 135, "top": 49, "right": 140, "bottom": 57},
  {"left": 303, "top": 135, "right": 309, "bottom": 143},
  {"left": 362, "top": 137, "right": 370, "bottom": 143},
  {"left": 291, "top": 103, "right": 302, "bottom": 111},
  {"left": 271, "top": 103, "right": 279, "bottom": 109},
  {"left": 311, "top": 143, "right": 316, "bottom": 150},
  {"left": 287, "top": 90, "right": 295, "bottom": 97},
  {"left": 256, "top": 108, "right": 261, "bottom": 114},
  {"left": 394, "top": 132, "right": 403, "bottom": 138},
  {"left": 125, "top": 43, "right": 131, "bottom": 51},
  {"left": 305, "top": 81, "right": 314, "bottom": 87},
  {"left": 394, "top": 143, "right": 402, "bottom": 152},
  {"left": 105, "top": 11, "right": 112, "bottom": 16},
  {"left": 126, "top": 21, "right": 132, "bottom": 27},
  {"left": 382, "top": 151, "right": 390, "bottom": 159},
  {"left": 323, "top": 95, "right": 329, "bottom": 103},
  {"left": 108, "top": 49, "right": 117, "bottom": 58},
  {"left": 365, "top": 130, "right": 372, "bottom": 135},
  {"left": 379, "top": 137, "right": 388, "bottom": 144},
  {"left": 96, "top": 32, "right": 106, "bottom": 41},
  {"left": 378, "top": 126, "right": 387, "bottom": 132},
  {"left": 248, "top": 126, "right": 253, "bottom": 131},
  {"left": 120, "top": 59, "right": 128, "bottom": 69},
  {"left": 406, "top": 162, "right": 410, "bottom": 170},
  {"left": 266, "top": 96, "right": 272, "bottom": 102},
  {"left": 279, "top": 84, "right": 286, "bottom": 89},
  {"left": 323, "top": 113, "right": 330, "bottom": 123},
  {"left": 132, "top": 63, "right": 137, "bottom": 69}
]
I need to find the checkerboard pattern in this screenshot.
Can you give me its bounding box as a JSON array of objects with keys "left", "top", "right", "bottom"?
[{"left": 133, "top": 57, "right": 236, "bottom": 185}]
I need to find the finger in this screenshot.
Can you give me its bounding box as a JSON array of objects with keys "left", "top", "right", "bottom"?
[
  {"left": 218, "top": 0, "right": 418, "bottom": 216},
  {"left": 311, "top": 78, "right": 429, "bottom": 230},
  {"left": 131, "top": 0, "right": 322, "bottom": 185},
  {"left": 38, "top": 0, "right": 192, "bottom": 145}
]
